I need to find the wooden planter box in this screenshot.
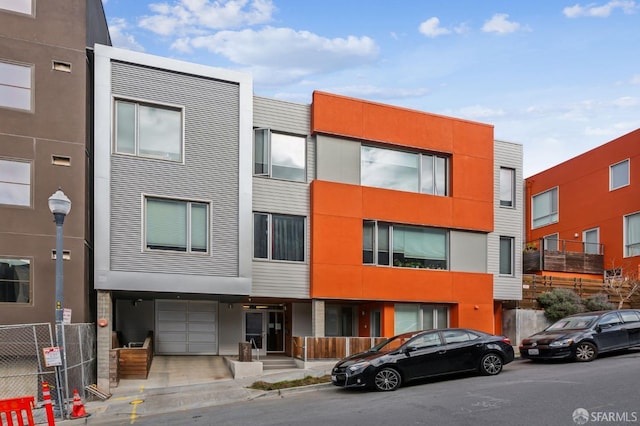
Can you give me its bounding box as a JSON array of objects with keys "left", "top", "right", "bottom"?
[{"left": 118, "top": 332, "right": 153, "bottom": 379}]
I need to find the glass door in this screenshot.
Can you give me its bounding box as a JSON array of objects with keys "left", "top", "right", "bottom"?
[
  {"left": 245, "top": 312, "right": 264, "bottom": 355},
  {"left": 267, "top": 311, "right": 285, "bottom": 352}
]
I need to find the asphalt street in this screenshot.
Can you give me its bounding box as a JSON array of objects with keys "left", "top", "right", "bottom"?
[{"left": 88, "top": 348, "right": 640, "bottom": 426}]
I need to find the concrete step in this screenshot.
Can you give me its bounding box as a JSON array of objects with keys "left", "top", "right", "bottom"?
[{"left": 261, "top": 357, "right": 297, "bottom": 370}]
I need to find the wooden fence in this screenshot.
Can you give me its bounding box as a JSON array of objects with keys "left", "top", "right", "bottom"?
[
  {"left": 292, "top": 336, "right": 387, "bottom": 361},
  {"left": 521, "top": 275, "right": 640, "bottom": 309}
]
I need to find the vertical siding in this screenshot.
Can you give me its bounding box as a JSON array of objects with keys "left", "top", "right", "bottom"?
[
  {"left": 110, "top": 61, "right": 240, "bottom": 276},
  {"left": 491, "top": 140, "right": 524, "bottom": 300},
  {"left": 252, "top": 96, "right": 311, "bottom": 298}
]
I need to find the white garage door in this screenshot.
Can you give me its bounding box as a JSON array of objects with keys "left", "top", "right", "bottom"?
[{"left": 155, "top": 300, "right": 218, "bottom": 354}]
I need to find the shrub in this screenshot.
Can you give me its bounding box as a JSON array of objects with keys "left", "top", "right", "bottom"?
[
  {"left": 537, "top": 288, "right": 585, "bottom": 322},
  {"left": 584, "top": 293, "right": 614, "bottom": 311}
]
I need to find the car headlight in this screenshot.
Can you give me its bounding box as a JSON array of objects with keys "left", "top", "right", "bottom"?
[
  {"left": 549, "top": 338, "right": 573, "bottom": 348},
  {"left": 348, "top": 361, "right": 370, "bottom": 374}
]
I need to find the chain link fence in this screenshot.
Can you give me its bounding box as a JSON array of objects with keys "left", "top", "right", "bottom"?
[{"left": 0, "top": 323, "right": 96, "bottom": 423}]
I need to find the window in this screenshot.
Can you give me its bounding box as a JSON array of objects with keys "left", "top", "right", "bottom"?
[
  {"left": 254, "top": 213, "right": 305, "bottom": 261},
  {"left": 361, "top": 145, "right": 448, "bottom": 195},
  {"left": 394, "top": 304, "right": 448, "bottom": 334},
  {"left": 624, "top": 212, "right": 640, "bottom": 257},
  {"left": 620, "top": 311, "right": 640, "bottom": 323},
  {"left": 145, "top": 198, "right": 208, "bottom": 253},
  {"left": 500, "top": 167, "right": 515, "bottom": 207},
  {"left": 0, "top": 0, "right": 32, "bottom": 14},
  {"left": 583, "top": 228, "right": 599, "bottom": 255},
  {"left": 115, "top": 100, "right": 183, "bottom": 161},
  {"left": 363, "top": 221, "right": 448, "bottom": 269},
  {"left": 610, "top": 159, "right": 629, "bottom": 190},
  {"left": 325, "top": 305, "right": 355, "bottom": 337},
  {"left": 0, "top": 61, "right": 32, "bottom": 111},
  {"left": 544, "top": 233, "right": 559, "bottom": 251},
  {"left": 442, "top": 329, "right": 479, "bottom": 344},
  {"left": 409, "top": 332, "right": 442, "bottom": 348},
  {"left": 532, "top": 187, "right": 558, "bottom": 228},
  {"left": 254, "top": 129, "right": 306, "bottom": 182},
  {"left": 0, "top": 258, "right": 30, "bottom": 303},
  {"left": 422, "top": 305, "right": 448, "bottom": 330},
  {"left": 499, "top": 236, "right": 514, "bottom": 275},
  {"left": 0, "top": 159, "right": 31, "bottom": 206}
]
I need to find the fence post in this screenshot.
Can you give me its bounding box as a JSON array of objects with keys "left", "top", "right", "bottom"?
[
  {"left": 304, "top": 336, "right": 308, "bottom": 363},
  {"left": 345, "top": 337, "right": 349, "bottom": 358}
]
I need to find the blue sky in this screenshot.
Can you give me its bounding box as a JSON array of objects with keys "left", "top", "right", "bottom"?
[{"left": 101, "top": 0, "right": 640, "bottom": 177}]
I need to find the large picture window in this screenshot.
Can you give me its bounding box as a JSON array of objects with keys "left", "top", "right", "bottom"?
[
  {"left": 0, "top": 61, "right": 32, "bottom": 111},
  {"left": 363, "top": 221, "right": 448, "bottom": 270},
  {"left": 0, "top": 258, "right": 30, "bottom": 303},
  {"left": 254, "top": 213, "right": 305, "bottom": 261},
  {"left": 254, "top": 129, "right": 306, "bottom": 182},
  {"left": 361, "top": 146, "right": 448, "bottom": 195},
  {"left": 532, "top": 187, "right": 558, "bottom": 228},
  {"left": 0, "top": 159, "right": 31, "bottom": 206},
  {"left": 145, "top": 198, "right": 208, "bottom": 253},
  {"left": 610, "top": 159, "right": 629, "bottom": 190},
  {"left": 115, "top": 100, "right": 183, "bottom": 161},
  {"left": 624, "top": 212, "right": 640, "bottom": 257}
]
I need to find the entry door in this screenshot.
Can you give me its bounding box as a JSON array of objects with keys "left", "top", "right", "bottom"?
[{"left": 245, "top": 310, "right": 285, "bottom": 354}]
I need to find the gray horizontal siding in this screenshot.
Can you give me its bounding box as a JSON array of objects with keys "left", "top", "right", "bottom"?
[
  {"left": 110, "top": 61, "right": 240, "bottom": 277},
  {"left": 251, "top": 96, "right": 311, "bottom": 299},
  {"left": 491, "top": 140, "right": 524, "bottom": 300}
]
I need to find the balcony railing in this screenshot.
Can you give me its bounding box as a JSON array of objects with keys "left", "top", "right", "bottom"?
[{"left": 523, "top": 238, "right": 604, "bottom": 275}]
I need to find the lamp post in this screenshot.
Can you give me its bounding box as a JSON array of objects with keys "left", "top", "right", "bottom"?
[{"left": 48, "top": 188, "right": 71, "bottom": 418}]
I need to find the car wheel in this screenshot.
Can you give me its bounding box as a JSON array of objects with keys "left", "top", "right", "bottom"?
[
  {"left": 374, "top": 367, "right": 401, "bottom": 391},
  {"left": 479, "top": 353, "right": 503, "bottom": 376},
  {"left": 574, "top": 341, "right": 597, "bottom": 362}
]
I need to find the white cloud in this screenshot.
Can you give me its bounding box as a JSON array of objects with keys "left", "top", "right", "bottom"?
[
  {"left": 563, "top": 0, "right": 637, "bottom": 18},
  {"left": 323, "top": 85, "right": 430, "bottom": 101},
  {"left": 418, "top": 17, "right": 451, "bottom": 38},
  {"left": 631, "top": 74, "right": 640, "bottom": 84},
  {"left": 449, "top": 105, "right": 506, "bottom": 119},
  {"left": 482, "top": 13, "right": 522, "bottom": 34},
  {"left": 139, "top": 0, "right": 275, "bottom": 35},
  {"left": 108, "top": 18, "right": 145, "bottom": 52},
  {"left": 181, "top": 27, "right": 378, "bottom": 79},
  {"left": 611, "top": 96, "right": 639, "bottom": 107}
]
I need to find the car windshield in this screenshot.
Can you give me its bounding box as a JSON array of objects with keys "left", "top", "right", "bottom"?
[
  {"left": 369, "top": 332, "right": 420, "bottom": 353},
  {"left": 546, "top": 315, "right": 598, "bottom": 330}
]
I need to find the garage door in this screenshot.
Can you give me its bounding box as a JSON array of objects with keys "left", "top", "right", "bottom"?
[{"left": 155, "top": 300, "right": 218, "bottom": 354}]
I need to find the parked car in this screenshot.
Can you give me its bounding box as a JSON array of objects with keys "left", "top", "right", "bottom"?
[
  {"left": 330, "top": 328, "right": 515, "bottom": 392},
  {"left": 519, "top": 309, "right": 640, "bottom": 362}
]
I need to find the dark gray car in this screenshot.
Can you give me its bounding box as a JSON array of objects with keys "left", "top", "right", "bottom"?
[{"left": 519, "top": 309, "right": 640, "bottom": 362}]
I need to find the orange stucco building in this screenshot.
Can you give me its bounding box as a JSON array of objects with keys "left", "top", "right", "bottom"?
[
  {"left": 525, "top": 128, "right": 640, "bottom": 281},
  {"left": 309, "top": 92, "right": 523, "bottom": 337}
]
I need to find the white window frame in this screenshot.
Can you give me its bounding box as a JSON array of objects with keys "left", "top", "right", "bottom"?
[
  {"left": 610, "top": 159, "right": 630, "bottom": 191},
  {"left": 623, "top": 212, "right": 640, "bottom": 258},
  {"left": 544, "top": 233, "right": 560, "bottom": 251},
  {"left": 0, "top": 0, "right": 33, "bottom": 15},
  {"left": 583, "top": 228, "right": 600, "bottom": 255},
  {"left": 532, "top": 187, "right": 558, "bottom": 229},
  {"left": 114, "top": 97, "right": 185, "bottom": 162},
  {"left": 0, "top": 60, "right": 33, "bottom": 111},
  {"left": 499, "top": 167, "right": 515, "bottom": 208},
  {"left": 0, "top": 158, "right": 31, "bottom": 207},
  {"left": 499, "top": 236, "right": 514, "bottom": 276},
  {"left": 253, "top": 128, "right": 307, "bottom": 182},
  {"left": 143, "top": 196, "right": 210, "bottom": 254}
]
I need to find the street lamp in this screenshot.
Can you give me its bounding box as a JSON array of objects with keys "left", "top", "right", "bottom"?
[{"left": 48, "top": 188, "right": 71, "bottom": 418}]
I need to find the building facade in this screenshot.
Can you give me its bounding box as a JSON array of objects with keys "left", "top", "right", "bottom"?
[
  {"left": 525, "top": 128, "right": 640, "bottom": 280},
  {"left": 0, "top": 0, "right": 110, "bottom": 325}
]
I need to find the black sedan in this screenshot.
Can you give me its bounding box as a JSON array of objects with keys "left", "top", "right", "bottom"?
[
  {"left": 331, "top": 328, "right": 515, "bottom": 392},
  {"left": 519, "top": 309, "right": 640, "bottom": 362}
]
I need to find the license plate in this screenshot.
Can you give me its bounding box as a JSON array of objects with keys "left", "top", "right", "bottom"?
[
  {"left": 331, "top": 375, "right": 337, "bottom": 382},
  {"left": 528, "top": 348, "right": 539, "bottom": 355}
]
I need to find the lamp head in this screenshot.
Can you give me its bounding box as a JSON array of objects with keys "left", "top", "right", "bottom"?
[{"left": 48, "top": 188, "right": 71, "bottom": 216}]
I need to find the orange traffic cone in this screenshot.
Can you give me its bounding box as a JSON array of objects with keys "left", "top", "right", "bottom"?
[
  {"left": 70, "top": 389, "right": 88, "bottom": 418},
  {"left": 42, "top": 381, "right": 55, "bottom": 425}
]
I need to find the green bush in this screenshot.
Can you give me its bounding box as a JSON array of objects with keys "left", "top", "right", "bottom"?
[
  {"left": 584, "top": 293, "right": 614, "bottom": 311},
  {"left": 537, "top": 289, "right": 585, "bottom": 321}
]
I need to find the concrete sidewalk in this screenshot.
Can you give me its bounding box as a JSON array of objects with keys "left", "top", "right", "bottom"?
[{"left": 60, "top": 358, "right": 335, "bottom": 425}]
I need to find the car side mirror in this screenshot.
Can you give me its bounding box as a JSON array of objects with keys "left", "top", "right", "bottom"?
[{"left": 405, "top": 346, "right": 417, "bottom": 354}]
